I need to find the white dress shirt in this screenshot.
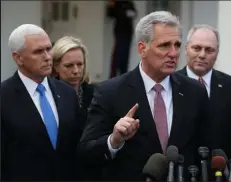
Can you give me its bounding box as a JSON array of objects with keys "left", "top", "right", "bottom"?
[
  {"left": 107, "top": 62, "right": 173, "bottom": 157},
  {"left": 18, "top": 70, "right": 59, "bottom": 125},
  {"left": 186, "top": 66, "right": 212, "bottom": 97}
]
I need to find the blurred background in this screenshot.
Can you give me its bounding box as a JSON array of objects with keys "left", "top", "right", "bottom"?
[{"left": 1, "top": 1, "right": 231, "bottom": 83}]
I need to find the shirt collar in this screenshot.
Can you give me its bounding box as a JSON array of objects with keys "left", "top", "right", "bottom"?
[
  {"left": 139, "top": 62, "right": 171, "bottom": 93},
  {"left": 186, "top": 66, "right": 212, "bottom": 87},
  {"left": 18, "top": 70, "right": 49, "bottom": 96}
]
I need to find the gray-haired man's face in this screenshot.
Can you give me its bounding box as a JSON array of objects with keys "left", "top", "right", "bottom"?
[
  {"left": 186, "top": 28, "right": 218, "bottom": 77},
  {"left": 138, "top": 24, "right": 181, "bottom": 82},
  {"left": 15, "top": 33, "right": 53, "bottom": 82}
]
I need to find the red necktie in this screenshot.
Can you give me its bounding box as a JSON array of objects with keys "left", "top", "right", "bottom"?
[
  {"left": 198, "top": 77, "right": 205, "bottom": 84},
  {"left": 153, "top": 84, "right": 168, "bottom": 153}
]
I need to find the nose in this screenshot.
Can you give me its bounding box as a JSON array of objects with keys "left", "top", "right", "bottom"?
[
  {"left": 72, "top": 64, "right": 78, "bottom": 75},
  {"left": 168, "top": 46, "right": 180, "bottom": 58},
  {"left": 44, "top": 50, "right": 52, "bottom": 62},
  {"left": 198, "top": 49, "right": 206, "bottom": 59}
]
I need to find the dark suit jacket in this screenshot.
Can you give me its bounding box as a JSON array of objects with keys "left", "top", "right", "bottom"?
[
  {"left": 178, "top": 67, "right": 231, "bottom": 159},
  {"left": 1, "top": 72, "right": 83, "bottom": 181},
  {"left": 78, "top": 66, "right": 209, "bottom": 181},
  {"left": 76, "top": 82, "right": 104, "bottom": 181},
  {"left": 79, "top": 82, "right": 95, "bottom": 129}
]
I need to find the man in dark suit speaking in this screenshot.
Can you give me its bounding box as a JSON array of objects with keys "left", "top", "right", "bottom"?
[
  {"left": 178, "top": 24, "right": 231, "bottom": 159},
  {"left": 78, "top": 11, "right": 209, "bottom": 181},
  {"left": 1, "top": 24, "right": 83, "bottom": 181}
]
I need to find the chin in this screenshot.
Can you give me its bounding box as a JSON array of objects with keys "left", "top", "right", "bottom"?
[
  {"left": 164, "top": 68, "right": 175, "bottom": 75},
  {"left": 194, "top": 67, "right": 206, "bottom": 73},
  {"left": 70, "top": 81, "right": 80, "bottom": 87},
  {"left": 43, "top": 70, "right": 52, "bottom": 77}
]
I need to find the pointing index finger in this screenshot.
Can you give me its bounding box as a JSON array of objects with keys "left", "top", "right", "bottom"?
[{"left": 126, "top": 103, "right": 139, "bottom": 118}]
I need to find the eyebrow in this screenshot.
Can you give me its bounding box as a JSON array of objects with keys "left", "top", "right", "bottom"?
[{"left": 191, "top": 44, "right": 217, "bottom": 49}]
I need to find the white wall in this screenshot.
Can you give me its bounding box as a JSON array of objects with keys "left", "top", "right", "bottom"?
[
  {"left": 178, "top": 1, "right": 218, "bottom": 70},
  {"left": 178, "top": 1, "right": 193, "bottom": 70},
  {"left": 1, "top": 1, "right": 230, "bottom": 82},
  {"left": 69, "top": 1, "right": 105, "bottom": 82},
  {"left": 216, "top": 1, "right": 231, "bottom": 75},
  {"left": 192, "top": 1, "right": 218, "bottom": 28},
  {"left": 1, "top": 1, "right": 41, "bottom": 81}
]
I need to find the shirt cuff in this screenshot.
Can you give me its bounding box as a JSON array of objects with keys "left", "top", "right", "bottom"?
[{"left": 107, "top": 134, "right": 125, "bottom": 158}]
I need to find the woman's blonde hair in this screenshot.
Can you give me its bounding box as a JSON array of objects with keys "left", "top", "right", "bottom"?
[{"left": 52, "top": 36, "right": 90, "bottom": 84}]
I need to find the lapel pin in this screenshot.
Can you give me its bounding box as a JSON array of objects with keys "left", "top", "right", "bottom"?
[
  {"left": 179, "top": 92, "right": 184, "bottom": 96},
  {"left": 218, "top": 84, "right": 222, "bottom": 88},
  {"left": 57, "top": 95, "right": 60, "bottom": 98}
]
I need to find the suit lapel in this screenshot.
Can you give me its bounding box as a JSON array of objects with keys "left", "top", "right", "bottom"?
[
  {"left": 210, "top": 70, "right": 224, "bottom": 104},
  {"left": 178, "top": 67, "right": 188, "bottom": 76},
  {"left": 168, "top": 74, "right": 185, "bottom": 146},
  {"left": 128, "top": 67, "right": 162, "bottom": 151},
  {"left": 47, "top": 78, "right": 64, "bottom": 150}
]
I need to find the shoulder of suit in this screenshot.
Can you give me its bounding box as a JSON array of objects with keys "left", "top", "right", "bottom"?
[
  {"left": 172, "top": 71, "right": 205, "bottom": 89},
  {"left": 1, "top": 75, "right": 16, "bottom": 91},
  {"left": 96, "top": 71, "right": 131, "bottom": 92},
  {"left": 48, "top": 77, "right": 76, "bottom": 93},
  {"left": 213, "top": 69, "right": 231, "bottom": 81}
]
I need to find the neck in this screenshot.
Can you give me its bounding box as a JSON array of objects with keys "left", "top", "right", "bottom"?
[
  {"left": 74, "top": 84, "right": 81, "bottom": 92},
  {"left": 141, "top": 62, "right": 166, "bottom": 83},
  {"left": 18, "top": 68, "right": 44, "bottom": 83},
  {"left": 187, "top": 66, "right": 208, "bottom": 77}
]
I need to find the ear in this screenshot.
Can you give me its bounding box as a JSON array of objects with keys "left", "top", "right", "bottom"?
[
  {"left": 137, "top": 41, "right": 148, "bottom": 59},
  {"left": 12, "top": 52, "right": 23, "bottom": 66}
]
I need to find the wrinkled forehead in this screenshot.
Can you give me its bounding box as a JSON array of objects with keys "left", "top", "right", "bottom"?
[
  {"left": 189, "top": 29, "right": 218, "bottom": 48},
  {"left": 24, "top": 33, "right": 52, "bottom": 49}
]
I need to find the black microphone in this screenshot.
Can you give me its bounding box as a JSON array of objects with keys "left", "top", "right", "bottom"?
[
  {"left": 228, "top": 159, "right": 231, "bottom": 182},
  {"left": 142, "top": 153, "right": 168, "bottom": 181},
  {"left": 166, "top": 145, "right": 179, "bottom": 182},
  {"left": 211, "top": 156, "right": 226, "bottom": 182},
  {"left": 198, "top": 146, "right": 209, "bottom": 182},
  {"left": 212, "top": 149, "right": 230, "bottom": 181},
  {"left": 177, "top": 154, "right": 184, "bottom": 182},
  {"left": 188, "top": 165, "right": 199, "bottom": 182}
]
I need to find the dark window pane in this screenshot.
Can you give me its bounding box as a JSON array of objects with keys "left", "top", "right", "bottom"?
[
  {"left": 52, "top": 2, "right": 60, "bottom": 21},
  {"left": 62, "top": 2, "right": 69, "bottom": 21}
]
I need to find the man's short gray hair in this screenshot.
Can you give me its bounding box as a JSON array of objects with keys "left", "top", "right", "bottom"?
[
  {"left": 8, "top": 24, "right": 46, "bottom": 52},
  {"left": 135, "top": 11, "right": 181, "bottom": 44},
  {"left": 186, "top": 24, "right": 220, "bottom": 49}
]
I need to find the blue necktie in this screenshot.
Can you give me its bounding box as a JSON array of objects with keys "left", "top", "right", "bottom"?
[{"left": 36, "top": 84, "right": 58, "bottom": 149}]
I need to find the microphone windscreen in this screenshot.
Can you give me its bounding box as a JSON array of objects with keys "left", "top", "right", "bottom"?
[
  {"left": 211, "top": 156, "right": 226, "bottom": 170},
  {"left": 198, "top": 146, "right": 209, "bottom": 158},
  {"left": 212, "top": 149, "right": 228, "bottom": 162},
  {"left": 166, "top": 145, "right": 179, "bottom": 162},
  {"left": 143, "top": 153, "right": 168, "bottom": 180}
]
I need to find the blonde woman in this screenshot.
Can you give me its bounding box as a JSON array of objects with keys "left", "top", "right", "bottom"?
[{"left": 52, "top": 36, "right": 95, "bottom": 123}]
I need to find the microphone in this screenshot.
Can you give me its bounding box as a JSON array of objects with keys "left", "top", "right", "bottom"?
[
  {"left": 211, "top": 156, "right": 226, "bottom": 182},
  {"left": 212, "top": 149, "right": 230, "bottom": 181},
  {"left": 142, "top": 153, "right": 168, "bottom": 181},
  {"left": 166, "top": 145, "right": 179, "bottom": 182},
  {"left": 188, "top": 165, "right": 199, "bottom": 182},
  {"left": 198, "top": 146, "right": 209, "bottom": 182},
  {"left": 177, "top": 154, "right": 184, "bottom": 182}
]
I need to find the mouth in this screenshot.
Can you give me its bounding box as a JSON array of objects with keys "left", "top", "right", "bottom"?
[
  {"left": 42, "top": 65, "right": 52, "bottom": 69},
  {"left": 195, "top": 61, "right": 207, "bottom": 66},
  {"left": 70, "top": 78, "right": 80, "bottom": 82},
  {"left": 165, "top": 61, "right": 176, "bottom": 67}
]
